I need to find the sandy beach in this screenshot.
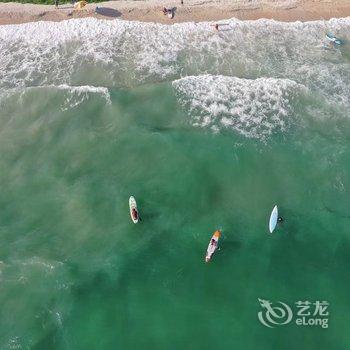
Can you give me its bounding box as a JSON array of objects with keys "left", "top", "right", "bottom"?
[{"left": 0, "top": 0, "right": 350, "bottom": 26}]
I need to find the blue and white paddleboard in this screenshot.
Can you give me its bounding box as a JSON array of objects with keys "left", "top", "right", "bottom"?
[
  {"left": 269, "top": 205, "right": 278, "bottom": 233},
  {"left": 326, "top": 33, "right": 342, "bottom": 45}
]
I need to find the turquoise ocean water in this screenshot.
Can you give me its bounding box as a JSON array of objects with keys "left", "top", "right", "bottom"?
[{"left": 0, "top": 17, "right": 350, "bottom": 349}]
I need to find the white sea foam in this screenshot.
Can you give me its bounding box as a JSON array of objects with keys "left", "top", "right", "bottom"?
[
  {"left": 173, "top": 75, "right": 305, "bottom": 139},
  {"left": 6, "top": 337, "right": 22, "bottom": 350},
  {"left": 18, "top": 257, "right": 64, "bottom": 275},
  {"left": 0, "top": 17, "right": 349, "bottom": 112},
  {"left": 1, "top": 257, "right": 72, "bottom": 350},
  {"left": 0, "top": 257, "right": 67, "bottom": 287},
  {"left": 0, "top": 84, "right": 111, "bottom": 111},
  {"left": 54, "top": 84, "right": 112, "bottom": 109},
  {"left": 0, "top": 18, "right": 349, "bottom": 89}
]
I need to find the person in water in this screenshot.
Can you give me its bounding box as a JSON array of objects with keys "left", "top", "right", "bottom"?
[{"left": 278, "top": 217, "right": 283, "bottom": 223}]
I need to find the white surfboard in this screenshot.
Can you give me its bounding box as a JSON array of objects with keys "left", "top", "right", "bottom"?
[
  {"left": 326, "top": 33, "right": 342, "bottom": 45},
  {"left": 129, "top": 196, "right": 139, "bottom": 224},
  {"left": 269, "top": 205, "right": 278, "bottom": 233}
]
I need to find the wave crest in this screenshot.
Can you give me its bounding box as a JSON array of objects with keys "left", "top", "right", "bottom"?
[
  {"left": 0, "top": 84, "right": 111, "bottom": 111},
  {"left": 173, "top": 75, "right": 305, "bottom": 139}
]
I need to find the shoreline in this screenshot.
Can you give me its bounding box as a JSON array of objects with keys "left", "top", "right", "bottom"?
[{"left": 0, "top": 0, "right": 350, "bottom": 26}]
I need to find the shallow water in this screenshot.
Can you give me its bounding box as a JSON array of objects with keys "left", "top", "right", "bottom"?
[{"left": 0, "top": 17, "right": 350, "bottom": 350}]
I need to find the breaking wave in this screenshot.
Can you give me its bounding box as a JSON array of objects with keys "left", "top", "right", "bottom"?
[
  {"left": 0, "top": 84, "right": 111, "bottom": 111},
  {"left": 173, "top": 75, "right": 305, "bottom": 139},
  {"left": 0, "top": 17, "right": 349, "bottom": 107}
]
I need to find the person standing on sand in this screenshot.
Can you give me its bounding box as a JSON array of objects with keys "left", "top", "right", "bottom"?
[{"left": 54, "top": 0, "right": 59, "bottom": 9}]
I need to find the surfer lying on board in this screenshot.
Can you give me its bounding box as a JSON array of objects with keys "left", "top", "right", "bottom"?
[
  {"left": 132, "top": 208, "right": 142, "bottom": 222},
  {"left": 132, "top": 208, "right": 138, "bottom": 221}
]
